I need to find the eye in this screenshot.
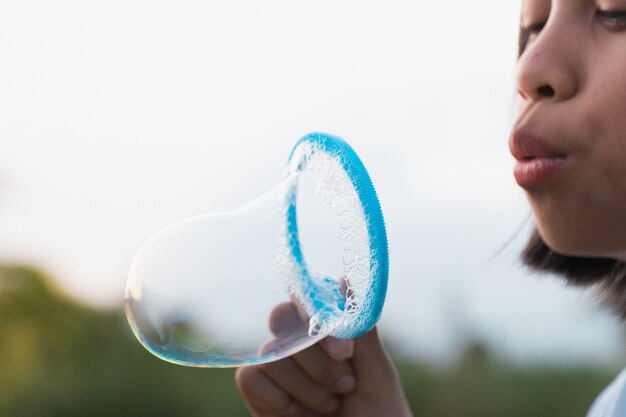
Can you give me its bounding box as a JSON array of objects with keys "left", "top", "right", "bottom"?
[
  {"left": 519, "top": 21, "right": 546, "bottom": 56},
  {"left": 596, "top": 9, "right": 626, "bottom": 30}
]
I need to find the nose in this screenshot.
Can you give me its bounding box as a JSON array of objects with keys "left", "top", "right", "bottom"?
[{"left": 516, "top": 20, "right": 579, "bottom": 103}]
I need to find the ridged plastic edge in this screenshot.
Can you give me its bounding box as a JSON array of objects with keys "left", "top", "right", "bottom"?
[{"left": 285, "top": 132, "right": 389, "bottom": 339}]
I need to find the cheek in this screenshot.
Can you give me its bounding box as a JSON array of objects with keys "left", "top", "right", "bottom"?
[
  {"left": 587, "top": 41, "right": 626, "bottom": 121},
  {"left": 585, "top": 61, "right": 626, "bottom": 202},
  {"left": 595, "top": 135, "right": 626, "bottom": 202},
  {"left": 530, "top": 54, "right": 626, "bottom": 256}
]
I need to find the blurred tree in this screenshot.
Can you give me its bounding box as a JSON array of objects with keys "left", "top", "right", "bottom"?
[
  {"left": 0, "top": 266, "right": 248, "bottom": 417},
  {"left": 0, "top": 265, "right": 619, "bottom": 417},
  {"left": 397, "top": 339, "right": 617, "bottom": 417}
]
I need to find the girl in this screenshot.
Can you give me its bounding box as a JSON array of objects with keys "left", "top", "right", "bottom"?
[{"left": 236, "top": 0, "right": 626, "bottom": 415}]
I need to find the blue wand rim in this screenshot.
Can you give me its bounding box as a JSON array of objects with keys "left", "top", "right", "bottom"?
[{"left": 283, "top": 132, "right": 389, "bottom": 339}]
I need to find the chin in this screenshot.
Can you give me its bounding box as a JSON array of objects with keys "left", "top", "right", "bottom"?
[
  {"left": 535, "top": 214, "right": 626, "bottom": 259},
  {"left": 521, "top": 226, "right": 626, "bottom": 321},
  {"left": 535, "top": 226, "right": 599, "bottom": 258}
]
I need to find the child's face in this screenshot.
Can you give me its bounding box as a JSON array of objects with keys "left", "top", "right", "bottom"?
[{"left": 512, "top": 0, "right": 626, "bottom": 260}]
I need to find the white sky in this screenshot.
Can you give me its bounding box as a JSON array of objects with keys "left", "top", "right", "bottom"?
[{"left": 2, "top": 0, "right": 625, "bottom": 365}]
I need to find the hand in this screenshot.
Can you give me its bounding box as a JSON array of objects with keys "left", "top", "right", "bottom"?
[{"left": 235, "top": 302, "right": 413, "bottom": 417}]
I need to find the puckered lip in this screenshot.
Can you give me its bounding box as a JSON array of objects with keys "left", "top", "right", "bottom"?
[{"left": 509, "top": 130, "right": 568, "bottom": 161}]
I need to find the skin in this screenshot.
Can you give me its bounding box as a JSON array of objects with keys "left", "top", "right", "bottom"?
[
  {"left": 516, "top": 0, "right": 626, "bottom": 261},
  {"left": 237, "top": 1, "right": 626, "bottom": 415},
  {"left": 235, "top": 303, "right": 412, "bottom": 417}
]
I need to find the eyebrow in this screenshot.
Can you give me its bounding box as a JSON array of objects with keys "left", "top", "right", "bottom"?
[{"left": 519, "top": 21, "right": 546, "bottom": 57}]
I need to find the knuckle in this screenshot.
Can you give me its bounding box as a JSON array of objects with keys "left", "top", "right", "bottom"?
[
  {"left": 310, "top": 391, "right": 338, "bottom": 414},
  {"left": 236, "top": 367, "right": 293, "bottom": 415},
  {"left": 259, "top": 360, "right": 285, "bottom": 377},
  {"left": 312, "top": 362, "right": 347, "bottom": 386}
]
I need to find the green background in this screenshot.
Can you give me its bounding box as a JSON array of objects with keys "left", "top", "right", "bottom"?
[{"left": 0, "top": 266, "right": 617, "bottom": 417}]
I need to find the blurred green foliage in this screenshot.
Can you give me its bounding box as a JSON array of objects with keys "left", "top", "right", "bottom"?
[
  {"left": 0, "top": 265, "right": 619, "bottom": 417},
  {"left": 0, "top": 266, "right": 247, "bottom": 417},
  {"left": 396, "top": 343, "right": 617, "bottom": 417}
]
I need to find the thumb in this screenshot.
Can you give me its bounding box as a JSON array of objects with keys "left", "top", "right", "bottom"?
[
  {"left": 351, "top": 326, "right": 399, "bottom": 384},
  {"left": 350, "top": 327, "right": 413, "bottom": 416}
]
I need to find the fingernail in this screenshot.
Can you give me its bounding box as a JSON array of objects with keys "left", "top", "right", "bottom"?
[
  {"left": 325, "top": 337, "right": 354, "bottom": 360},
  {"left": 323, "top": 396, "right": 340, "bottom": 413},
  {"left": 334, "top": 373, "right": 356, "bottom": 393}
]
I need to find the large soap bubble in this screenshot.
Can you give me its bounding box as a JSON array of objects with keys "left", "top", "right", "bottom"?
[{"left": 124, "top": 133, "right": 388, "bottom": 367}]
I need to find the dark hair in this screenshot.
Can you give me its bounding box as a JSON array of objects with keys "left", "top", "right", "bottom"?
[{"left": 522, "top": 228, "right": 626, "bottom": 319}]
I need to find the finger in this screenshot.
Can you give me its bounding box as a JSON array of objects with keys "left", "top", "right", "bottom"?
[
  {"left": 269, "top": 303, "right": 354, "bottom": 370},
  {"left": 291, "top": 343, "right": 355, "bottom": 394},
  {"left": 350, "top": 326, "right": 413, "bottom": 413},
  {"left": 320, "top": 336, "right": 354, "bottom": 361},
  {"left": 269, "top": 302, "right": 303, "bottom": 338},
  {"left": 351, "top": 327, "right": 388, "bottom": 372},
  {"left": 269, "top": 300, "right": 354, "bottom": 371},
  {"left": 350, "top": 327, "right": 401, "bottom": 388},
  {"left": 235, "top": 366, "right": 303, "bottom": 417},
  {"left": 261, "top": 357, "right": 340, "bottom": 415}
]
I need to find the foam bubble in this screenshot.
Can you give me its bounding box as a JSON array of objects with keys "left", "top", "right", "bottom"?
[{"left": 275, "top": 139, "right": 375, "bottom": 338}]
